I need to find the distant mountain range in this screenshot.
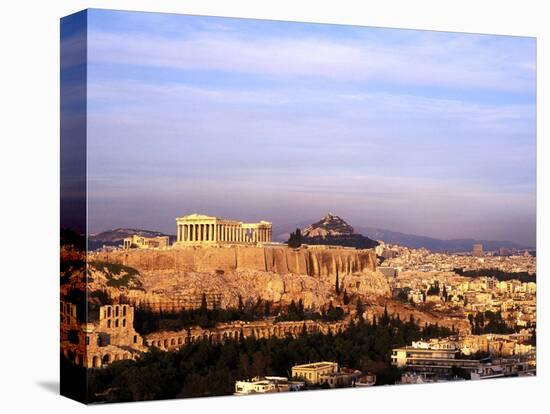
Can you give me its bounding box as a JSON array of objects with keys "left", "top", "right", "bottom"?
[
  {"left": 278, "top": 216, "right": 533, "bottom": 253},
  {"left": 354, "top": 226, "right": 533, "bottom": 252},
  {"left": 89, "top": 218, "right": 533, "bottom": 253}
]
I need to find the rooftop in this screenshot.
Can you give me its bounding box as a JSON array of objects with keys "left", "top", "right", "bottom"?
[{"left": 292, "top": 361, "right": 338, "bottom": 370}]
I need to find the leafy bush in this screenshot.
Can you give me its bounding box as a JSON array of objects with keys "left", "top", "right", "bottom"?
[{"left": 89, "top": 261, "right": 143, "bottom": 290}]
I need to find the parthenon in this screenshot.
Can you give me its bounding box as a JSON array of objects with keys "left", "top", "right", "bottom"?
[{"left": 175, "top": 213, "right": 272, "bottom": 246}]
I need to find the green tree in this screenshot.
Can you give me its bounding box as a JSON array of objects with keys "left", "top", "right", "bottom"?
[
  {"left": 287, "top": 229, "right": 302, "bottom": 248},
  {"left": 381, "top": 304, "right": 390, "bottom": 326},
  {"left": 200, "top": 293, "right": 208, "bottom": 315},
  {"left": 343, "top": 289, "right": 350, "bottom": 305},
  {"left": 356, "top": 298, "right": 364, "bottom": 319}
]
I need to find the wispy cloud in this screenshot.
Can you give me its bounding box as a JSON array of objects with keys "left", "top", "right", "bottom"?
[
  {"left": 81, "top": 10, "right": 536, "bottom": 245},
  {"left": 88, "top": 29, "right": 535, "bottom": 93}
]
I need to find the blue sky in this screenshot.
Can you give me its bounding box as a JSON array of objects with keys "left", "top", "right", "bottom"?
[{"left": 82, "top": 9, "right": 536, "bottom": 245}]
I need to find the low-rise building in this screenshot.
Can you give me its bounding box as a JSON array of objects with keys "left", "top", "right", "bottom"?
[
  {"left": 234, "top": 378, "right": 277, "bottom": 395},
  {"left": 356, "top": 372, "right": 376, "bottom": 387},
  {"left": 391, "top": 341, "right": 480, "bottom": 375},
  {"left": 292, "top": 362, "right": 339, "bottom": 384},
  {"left": 379, "top": 266, "right": 398, "bottom": 278},
  {"left": 234, "top": 376, "right": 304, "bottom": 395},
  {"left": 123, "top": 234, "right": 170, "bottom": 249},
  {"left": 319, "top": 368, "right": 362, "bottom": 388}
]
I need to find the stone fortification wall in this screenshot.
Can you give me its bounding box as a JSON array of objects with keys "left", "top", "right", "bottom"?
[
  {"left": 93, "top": 246, "right": 376, "bottom": 277},
  {"left": 144, "top": 318, "right": 349, "bottom": 352}
]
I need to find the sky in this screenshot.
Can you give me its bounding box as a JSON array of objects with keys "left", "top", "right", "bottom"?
[{"left": 78, "top": 9, "right": 536, "bottom": 245}]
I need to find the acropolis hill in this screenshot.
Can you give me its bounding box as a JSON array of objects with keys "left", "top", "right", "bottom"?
[
  {"left": 87, "top": 213, "right": 387, "bottom": 311},
  {"left": 62, "top": 213, "right": 479, "bottom": 370}
]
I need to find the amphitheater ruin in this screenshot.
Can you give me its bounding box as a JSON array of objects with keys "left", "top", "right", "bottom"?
[
  {"left": 61, "top": 302, "right": 147, "bottom": 368},
  {"left": 61, "top": 301, "right": 348, "bottom": 368}
]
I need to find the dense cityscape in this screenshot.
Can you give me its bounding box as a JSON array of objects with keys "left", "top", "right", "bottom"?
[{"left": 60, "top": 213, "right": 536, "bottom": 402}]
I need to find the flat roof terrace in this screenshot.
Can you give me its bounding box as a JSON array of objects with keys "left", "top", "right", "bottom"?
[{"left": 293, "top": 362, "right": 337, "bottom": 370}]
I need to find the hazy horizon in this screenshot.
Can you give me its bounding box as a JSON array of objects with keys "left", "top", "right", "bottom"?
[{"left": 75, "top": 10, "right": 535, "bottom": 246}]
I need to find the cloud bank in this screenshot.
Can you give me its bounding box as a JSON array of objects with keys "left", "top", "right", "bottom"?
[{"left": 82, "top": 10, "right": 536, "bottom": 246}]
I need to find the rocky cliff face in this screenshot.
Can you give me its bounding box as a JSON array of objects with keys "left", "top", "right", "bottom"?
[
  {"left": 93, "top": 245, "right": 377, "bottom": 278},
  {"left": 302, "top": 213, "right": 378, "bottom": 249},
  {"left": 119, "top": 269, "right": 390, "bottom": 311},
  {"left": 89, "top": 246, "right": 388, "bottom": 311},
  {"left": 303, "top": 213, "right": 356, "bottom": 238}
]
